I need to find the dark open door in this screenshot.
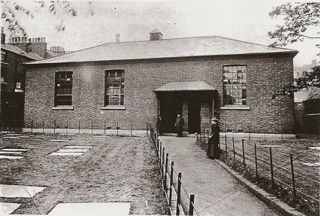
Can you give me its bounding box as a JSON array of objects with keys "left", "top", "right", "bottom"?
[
  {"left": 159, "top": 94, "right": 182, "bottom": 133},
  {"left": 188, "top": 98, "right": 200, "bottom": 133}
]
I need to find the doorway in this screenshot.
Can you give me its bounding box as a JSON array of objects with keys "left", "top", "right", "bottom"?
[
  {"left": 188, "top": 98, "right": 201, "bottom": 133},
  {"left": 160, "top": 94, "right": 182, "bottom": 133}
]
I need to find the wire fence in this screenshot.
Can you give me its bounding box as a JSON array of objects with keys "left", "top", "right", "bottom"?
[
  {"left": 217, "top": 136, "right": 320, "bottom": 216},
  {"left": 1, "top": 119, "right": 152, "bottom": 137},
  {"left": 149, "top": 126, "right": 199, "bottom": 216}
]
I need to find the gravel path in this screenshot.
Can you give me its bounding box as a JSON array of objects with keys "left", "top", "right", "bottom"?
[{"left": 160, "top": 135, "right": 280, "bottom": 216}]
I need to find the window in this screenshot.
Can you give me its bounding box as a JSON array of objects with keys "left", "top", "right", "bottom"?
[
  {"left": 223, "top": 65, "right": 247, "bottom": 105},
  {"left": 55, "top": 71, "right": 73, "bottom": 106},
  {"left": 1, "top": 50, "right": 6, "bottom": 62},
  {"left": 105, "top": 70, "right": 124, "bottom": 106}
]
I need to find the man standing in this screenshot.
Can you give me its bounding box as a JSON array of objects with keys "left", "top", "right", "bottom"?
[
  {"left": 175, "top": 114, "right": 184, "bottom": 137},
  {"left": 208, "top": 117, "right": 220, "bottom": 159}
]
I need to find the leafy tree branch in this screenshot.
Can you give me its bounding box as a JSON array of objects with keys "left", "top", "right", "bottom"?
[{"left": 268, "top": 2, "right": 320, "bottom": 55}]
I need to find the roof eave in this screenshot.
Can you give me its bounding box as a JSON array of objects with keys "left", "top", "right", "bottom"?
[{"left": 24, "top": 51, "right": 298, "bottom": 66}]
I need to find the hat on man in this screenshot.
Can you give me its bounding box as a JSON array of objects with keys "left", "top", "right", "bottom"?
[{"left": 211, "top": 117, "right": 219, "bottom": 122}]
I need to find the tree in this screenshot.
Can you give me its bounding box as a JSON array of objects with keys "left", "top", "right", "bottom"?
[
  {"left": 268, "top": 2, "right": 320, "bottom": 56},
  {"left": 272, "top": 66, "right": 320, "bottom": 99},
  {"left": 1, "top": 1, "right": 94, "bottom": 37}
]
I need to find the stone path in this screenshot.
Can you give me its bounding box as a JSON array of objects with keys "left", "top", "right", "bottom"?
[{"left": 160, "top": 135, "right": 280, "bottom": 216}]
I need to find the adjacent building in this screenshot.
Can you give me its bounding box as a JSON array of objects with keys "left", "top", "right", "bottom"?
[
  {"left": 24, "top": 30, "right": 298, "bottom": 134},
  {"left": 1, "top": 28, "right": 67, "bottom": 129}
]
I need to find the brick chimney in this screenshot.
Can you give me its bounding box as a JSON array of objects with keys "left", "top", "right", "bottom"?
[
  {"left": 116, "top": 34, "right": 120, "bottom": 43},
  {"left": 1, "top": 27, "right": 5, "bottom": 44},
  {"left": 149, "top": 29, "right": 163, "bottom": 41},
  {"left": 8, "top": 37, "right": 47, "bottom": 58},
  {"left": 49, "top": 46, "right": 65, "bottom": 55}
]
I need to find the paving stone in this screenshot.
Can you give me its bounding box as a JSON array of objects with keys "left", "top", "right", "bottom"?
[
  {"left": 49, "top": 152, "right": 84, "bottom": 156},
  {"left": 1, "top": 148, "right": 29, "bottom": 152},
  {"left": 0, "top": 202, "right": 21, "bottom": 214},
  {"left": 0, "top": 184, "right": 46, "bottom": 198},
  {"left": 0, "top": 155, "right": 24, "bottom": 159},
  {"left": 48, "top": 203, "right": 130, "bottom": 216}
]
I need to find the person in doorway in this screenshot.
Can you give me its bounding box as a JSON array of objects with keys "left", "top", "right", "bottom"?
[
  {"left": 175, "top": 114, "right": 184, "bottom": 137},
  {"left": 157, "top": 116, "right": 162, "bottom": 135},
  {"left": 208, "top": 117, "right": 220, "bottom": 159}
]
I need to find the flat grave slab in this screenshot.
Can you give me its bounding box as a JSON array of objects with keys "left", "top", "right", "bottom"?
[
  {"left": 48, "top": 139, "right": 70, "bottom": 142},
  {"left": 49, "top": 152, "right": 84, "bottom": 156},
  {"left": 48, "top": 203, "right": 131, "bottom": 216},
  {"left": 0, "top": 151, "right": 23, "bottom": 155},
  {"left": 0, "top": 202, "right": 21, "bottom": 214},
  {"left": 0, "top": 184, "right": 46, "bottom": 198},
  {"left": 63, "top": 145, "right": 92, "bottom": 149},
  {"left": 0, "top": 148, "right": 29, "bottom": 160},
  {"left": 3, "top": 136, "right": 19, "bottom": 139},
  {"left": 49, "top": 145, "right": 92, "bottom": 156},
  {"left": 0, "top": 155, "right": 24, "bottom": 159},
  {"left": 309, "top": 147, "right": 320, "bottom": 150},
  {"left": 260, "top": 144, "right": 283, "bottom": 148},
  {"left": 1, "top": 148, "right": 29, "bottom": 152},
  {"left": 301, "top": 162, "right": 320, "bottom": 167},
  {"left": 92, "top": 136, "right": 109, "bottom": 138},
  {"left": 56, "top": 149, "right": 88, "bottom": 153}
]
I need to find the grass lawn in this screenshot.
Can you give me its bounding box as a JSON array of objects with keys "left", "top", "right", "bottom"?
[
  {"left": 218, "top": 137, "right": 320, "bottom": 216},
  {"left": 0, "top": 133, "right": 167, "bottom": 215}
]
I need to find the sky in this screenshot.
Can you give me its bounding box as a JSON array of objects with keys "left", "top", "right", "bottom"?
[{"left": 2, "top": 0, "right": 320, "bottom": 67}]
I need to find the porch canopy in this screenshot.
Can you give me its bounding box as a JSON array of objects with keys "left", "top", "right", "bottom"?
[{"left": 154, "top": 81, "right": 216, "bottom": 92}]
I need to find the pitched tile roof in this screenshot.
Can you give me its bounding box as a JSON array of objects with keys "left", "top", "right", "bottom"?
[
  {"left": 26, "top": 36, "right": 298, "bottom": 65},
  {"left": 154, "top": 81, "right": 216, "bottom": 92},
  {"left": 1, "top": 44, "right": 42, "bottom": 60}
]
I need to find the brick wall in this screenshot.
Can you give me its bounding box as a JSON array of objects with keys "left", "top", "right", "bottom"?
[{"left": 25, "top": 53, "right": 295, "bottom": 133}]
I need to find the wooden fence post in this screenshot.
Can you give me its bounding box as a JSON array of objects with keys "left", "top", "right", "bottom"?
[
  {"left": 116, "top": 121, "right": 119, "bottom": 136},
  {"left": 165, "top": 153, "right": 169, "bottom": 191},
  {"left": 225, "top": 135, "right": 228, "bottom": 161},
  {"left": 169, "top": 161, "right": 174, "bottom": 205},
  {"left": 269, "top": 147, "right": 274, "bottom": 190},
  {"left": 146, "top": 123, "right": 149, "bottom": 135},
  {"left": 78, "top": 120, "right": 81, "bottom": 134},
  {"left": 254, "top": 143, "right": 258, "bottom": 178},
  {"left": 232, "top": 137, "right": 235, "bottom": 163},
  {"left": 176, "top": 173, "right": 182, "bottom": 215},
  {"left": 189, "top": 194, "right": 195, "bottom": 216},
  {"left": 290, "top": 154, "right": 296, "bottom": 204},
  {"left": 162, "top": 147, "right": 165, "bottom": 178},
  {"left": 242, "top": 139, "right": 245, "bottom": 170}
]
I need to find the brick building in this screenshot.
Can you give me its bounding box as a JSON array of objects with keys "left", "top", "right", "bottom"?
[
  {"left": 1, "top": 31, "right": 42, "bottom": 129},
  {"left": 25, "top": 30, "right": 298, "bottom": 134},
  {"left": 1, "top": 28, "right": 68, "bottom": 129}
]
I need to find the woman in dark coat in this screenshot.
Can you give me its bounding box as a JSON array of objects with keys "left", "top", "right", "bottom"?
[
  {"left": 175, "top": 114, "right": 184, "bottom": 137},
  {"left": 208, "top": 117, "right": 220, "bottom": 159}
]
